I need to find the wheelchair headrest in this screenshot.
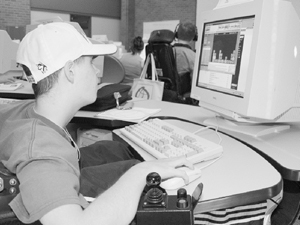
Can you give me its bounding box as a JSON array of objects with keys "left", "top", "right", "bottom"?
[{"left": 148, "top": 29, "right": 175, "bottom": 44}]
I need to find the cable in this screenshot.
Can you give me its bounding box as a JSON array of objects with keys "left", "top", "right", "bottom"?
[{"left": 198, "top": 154, "right": 223, "bottom": 170}]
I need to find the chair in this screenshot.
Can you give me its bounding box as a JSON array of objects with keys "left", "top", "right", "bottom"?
[
  {"left": 94, "top": 55, "right": 125, "bottom": 84},
  {"left": 0, "top": 162, "right": 41, "bottom": 225},
  {"left": 0, "top": 162, "right": 20, "bottom": 224},
  {"left": 145, "top": 30, "right": 194, "bottom": 104}
]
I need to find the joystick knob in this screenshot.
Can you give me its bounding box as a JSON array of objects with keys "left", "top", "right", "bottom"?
[
  {"left": 144, "top": 172, "right": 166, "bottom": 207},
  {"left": 177, "top": 188, "right": 188, "bottom": 208},
  {"left": 146, "top": 172, "right": 161, "bottom": 187}
]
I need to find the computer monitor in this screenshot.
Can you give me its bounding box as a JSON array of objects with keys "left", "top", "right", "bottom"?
[
  {"left": 0, "top": 30, "right": 23, "bottom": 77},
  {"left": 191, "top": 0, "right": 300, "bottom": 137}
]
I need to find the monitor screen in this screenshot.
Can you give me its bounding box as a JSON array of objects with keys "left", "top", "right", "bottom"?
[
  {"left": 197, "top": 16, "right": 254, "bottom": 99},
  {"left": 191, "top": 0, "right": 300, "bottom": 130}
]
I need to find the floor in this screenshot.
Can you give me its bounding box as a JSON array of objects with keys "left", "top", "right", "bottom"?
[{"left": 271, "top": 180, "right": 300, "bottom": 225}]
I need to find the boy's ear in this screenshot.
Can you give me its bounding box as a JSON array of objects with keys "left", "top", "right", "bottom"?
[{"left": 63, "top": 60, "right": 75, "bottom": 83}]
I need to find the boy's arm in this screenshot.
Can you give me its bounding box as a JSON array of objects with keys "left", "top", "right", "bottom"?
[{"left": 40, "top": 157, "right": 193, "bottom": 225}]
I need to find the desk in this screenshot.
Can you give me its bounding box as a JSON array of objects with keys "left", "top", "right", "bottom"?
[
  {"left": 1, "top": 83, "right": 295, "bottom": 181},
  {"left": 74, "top": 110, "right": 134, "bottom": 129},
  {"left": 111, "top": 101, "right": 282, "bottom": 224},
  {"left": 0, "top": 80, "right": 34, "bottom": 99},
  {"left": 125, "top": 100, "right": 300, "bottom": 182},
  {"left": 0, "top": 90, "right": 283, "bottom": 223},
  {"left": 114, "top": 118, "right": 282, "bottom": 208},
  {"left": 76, "top": 98, "right": 296, "bottom": 184}
]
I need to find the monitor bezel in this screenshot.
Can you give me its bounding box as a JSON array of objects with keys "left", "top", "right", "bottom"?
[{"left": 191, "top": 0, "right": 300, "bottom": 122}]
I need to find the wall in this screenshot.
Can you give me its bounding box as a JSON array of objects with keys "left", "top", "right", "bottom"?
[
  {"left": 120, "top": 0, "right": 300, "bottom": 51},
  {"left": 31, "top": 10, "right": 121, "bottom": 41},
  {"left": 0, "top": 0, "right": 120, "bottom": 42},
  {"left": 0, "top": 0, "right": 30, "bottom": 30},
  {"left": 120, "top": 0, "right": 197, "bottom": 51},
  {"left": 2, "top": 0, "right": 299, "bottom": 49},
  {"left": 91, "top": 17, "right": 120, "bottom": 41},
  {"left": 120, "top": 0, "right": 135, "bottom": 50},
  {"left": 31, "top": 10, "right": 70, "bottom": 24},
  {"left": 30, "top": 0, "right": 121, "bottom": 19}
]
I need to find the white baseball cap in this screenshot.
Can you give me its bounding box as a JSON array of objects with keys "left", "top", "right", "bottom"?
[{"left": 17, "top": 22, "right": 117, "bottom": 83}]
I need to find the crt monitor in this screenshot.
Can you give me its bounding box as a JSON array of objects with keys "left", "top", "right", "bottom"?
[{"left": 190, "top": 0, "right": 300, "bottom": 137}]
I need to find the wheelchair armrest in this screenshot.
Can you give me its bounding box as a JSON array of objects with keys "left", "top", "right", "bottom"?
[
  {"left": 158, "top": 77, "right": 175, "bottom": 90},
  {"left": 0, "top": 162, "right": 19, "bottom": 214}
]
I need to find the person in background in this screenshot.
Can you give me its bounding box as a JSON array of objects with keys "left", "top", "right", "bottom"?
[
  {"left": 0, "top": 22, "right": 193, "bottom": 225},
  {"left": 120, "top": 36, "right": 144, "bottom": 85},
  {"left": 173, "top": 21, "right": 197, "bottom": 86}
]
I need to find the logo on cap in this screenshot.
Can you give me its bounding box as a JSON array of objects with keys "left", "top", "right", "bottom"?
[{"left": 37, "top": 63, "right": 47, "bottom": 74}]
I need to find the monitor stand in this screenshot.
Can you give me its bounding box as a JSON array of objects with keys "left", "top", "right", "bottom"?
[{"left": 203, "top": 117, "right": 290, "bottom": 137}]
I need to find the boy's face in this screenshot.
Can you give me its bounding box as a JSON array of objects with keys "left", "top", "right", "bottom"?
[{"left": 73, "top": 56, "right": 101, "bottom": 105}]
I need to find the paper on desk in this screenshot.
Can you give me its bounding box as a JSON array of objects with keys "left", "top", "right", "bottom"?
[
  {"left": 214, "top": 0, "right": 253, "bottom": 9},
  {"left": 0, "top": 83, "right": 23, "bottom": 91},
  {"left": 95, "top": 107, "right": 161, "bottom": 123}
]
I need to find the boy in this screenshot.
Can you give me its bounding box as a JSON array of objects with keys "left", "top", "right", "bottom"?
[{"left": 0, "top": 22, "right": 193, "bottom": 225}]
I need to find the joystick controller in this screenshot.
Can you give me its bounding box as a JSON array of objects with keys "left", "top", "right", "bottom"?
[
  {"left": 136, "top": 172, "right": 203, "bottom": 225},
  {"left": 143, "top": 172, "right": 167, "bottom": 208}
]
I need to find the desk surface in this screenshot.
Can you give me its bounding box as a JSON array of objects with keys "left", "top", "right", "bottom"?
[
  {"left": 128, "top": 100, "right": 300, "bottom": 182},
  {"left": 0, "top": 80, "right": 34, "bottom": 99},
  {"left": 76, "top": 99, "right": 300, "bottom": 181},
  {"left": 2, "top": 83, "right": 298, "bottom": 181},
  {"left": 78, "top": 100, "right": 283, "bottom": 222},
  {"left": 0, "top": 90, "right": 283, "bottom": 215},
  {"left": 113, "top": 112, "right": 282, "bottom": 214},
  {"left": 108, "top": 101, "right": 300, "bottom": 181}
]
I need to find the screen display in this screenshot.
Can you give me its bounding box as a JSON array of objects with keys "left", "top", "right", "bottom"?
[{"left": 196, "top": 16, "right": 255, "bottom": 98}]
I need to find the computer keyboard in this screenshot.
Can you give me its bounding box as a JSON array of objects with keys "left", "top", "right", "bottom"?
[{"left": 119, "top": 118, "right": 223, "bottom": 164}]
